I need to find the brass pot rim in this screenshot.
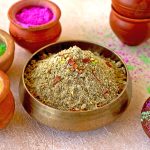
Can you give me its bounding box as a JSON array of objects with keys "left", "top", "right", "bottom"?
[{"left": 21, "top": 40, "right": 130, "bottom": 115}]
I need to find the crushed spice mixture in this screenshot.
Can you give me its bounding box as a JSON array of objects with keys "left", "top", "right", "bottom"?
[{"left": 24, "top": 46, "right": 127, "bottom": 111}]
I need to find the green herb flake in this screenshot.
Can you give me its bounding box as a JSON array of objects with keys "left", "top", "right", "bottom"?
[
  {"left": 140, "top": 54, "right": 150, "bottom": 64},
  {"left": 130, "top": 47, "right": 137, "bottom": 52},
  {"left": 147, "top": 86, "right": 150, "bottom": 94},
  {"left": 141, "top": 111, "right": 150, "bottom": 122},
  {"left": 127, "top": 65, "right": 135, "bottom": 71}
]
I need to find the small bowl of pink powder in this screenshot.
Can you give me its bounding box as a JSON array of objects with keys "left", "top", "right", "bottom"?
[
  {"left": 8, "top": 0, "right": 61, "bottom": 53},
  {"left": 15, "top": 6, "right": 54, "bottom": 28}
]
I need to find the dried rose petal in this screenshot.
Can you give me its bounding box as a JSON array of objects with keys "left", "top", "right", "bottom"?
[
  {"left": 53, "top": 75, "right": 61, "bottom": 86},
  {"left": 73, "top": 63, "right": 78, "bottom": 70},
  {"left": 68, "top": 58, "right": 75, "bottom": 66},
  {"left": 92, "top": 70, "right": 101, "bottom": 83},
  {"left": 103, "top": 89, "right": 109, "bottom": 95},
  {"left": 105, "top": 61, "right": 112, "bottom": 68},
  {"left": 141, "top": 97, "right": 150, "bottom": 138},
  {"left": 40, "top": 54, "right": 47, "bottom": 60},
  {"left": 82, "top": 58, "right": 91, "bottom": 63}
]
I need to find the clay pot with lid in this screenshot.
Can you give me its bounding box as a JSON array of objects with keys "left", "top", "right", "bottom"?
[
  {"left": 112, "top": 0, "right": 150, "bottom": 18},
  {"left": 110, "top": 7, "right": 150, "bottom": 46},
  {"left": 8, "top": 0, "right": 61, "bottom": 53},
  {"left": 0, "top": 70, "right": 15, "bottom": 129}
]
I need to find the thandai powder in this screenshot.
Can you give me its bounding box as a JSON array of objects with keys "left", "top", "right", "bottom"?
[
  {"left": 16, "top": 6, "right": 53, "bottom": 27},
  {"left": 0, "top": 42, "right": 6, "bottom": 56},
  {"left": 24, "top": 46, "right": 127, "bottom": 111}
]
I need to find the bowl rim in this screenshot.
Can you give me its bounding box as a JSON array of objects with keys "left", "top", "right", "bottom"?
[
  {"left": 0, "top": 91, "right": 15, "bottom": 129},
  {"left": 8, "top": 0, "right": 61, "bottom": 31},
  {"left": 0, "top": 70, "right": 10, "bottom": 103},
  {"left": 112, "top": 5, "right": 150, "bottom": 22},
  {"left": 21, "top": 40, "right": 130, "bottom": 114},
  {"left": 112, "top": 0, "right": 150, "bottom": 11},
  {"left": 0, "top": 29, "right": 15, "bottom": 65}
]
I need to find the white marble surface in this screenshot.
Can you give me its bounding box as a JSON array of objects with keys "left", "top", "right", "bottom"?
[{"left": 0, "top": 0, "right": 150, "bottom": 150}]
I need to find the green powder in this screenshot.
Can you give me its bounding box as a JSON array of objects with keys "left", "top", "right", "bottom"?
[
  {"left": 127, "top": 65, "right": 135, "bottom": 71},
  {"left": 140, "top": 54, "right": 150, "bottom": 64},
  {"left": 141, "top": 111, "right": 150, "bottom": 122},
  {"left": 0, "top": 43, "right": 6, "bottom": 56},
  {"left": 147, "top": 87, "right": 150, "bottom": 94}
]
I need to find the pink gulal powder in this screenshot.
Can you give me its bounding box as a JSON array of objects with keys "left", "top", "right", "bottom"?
[{"left": 16, "top": 6, "right": 53, "bottom": 28}]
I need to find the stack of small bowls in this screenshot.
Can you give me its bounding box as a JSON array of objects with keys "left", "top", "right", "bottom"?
[{"left": 110, "top": 0, "right": 150, "bottom": 46}]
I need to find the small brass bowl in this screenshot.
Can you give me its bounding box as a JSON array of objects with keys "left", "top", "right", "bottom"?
[{"left": 19, "top": 41, "right": 132, "bottom": 131}]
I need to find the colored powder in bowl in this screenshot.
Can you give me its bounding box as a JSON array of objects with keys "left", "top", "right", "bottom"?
[
  {"left": 141, "top": 97, "right": 150, "bottom": 138},
  {"left": 0, "top": 42, "right": 6, "bottom": 56},
  {"left": 16, "top": 6, "right": 54, "bottom": 27}
]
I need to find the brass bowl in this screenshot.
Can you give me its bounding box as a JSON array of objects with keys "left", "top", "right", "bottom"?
[{"left": 19, "top": 41, "right": 132, "bottom": 131}]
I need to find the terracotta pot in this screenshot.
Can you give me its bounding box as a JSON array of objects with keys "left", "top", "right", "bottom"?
[
  {"left": 0, "top": 70, "right": 15, "bottom": 129},
  {"left": 112, "top": 0, "right": 150, "bottom": 18},
  {"left": 8, "top": 0, "right": 61, "bottom": 53},
  {"left": 110, "top": 7, "right": 150, "bottom": 46},
  {"left": 0, "top": 29, "right": 15, "bottom": 72}
]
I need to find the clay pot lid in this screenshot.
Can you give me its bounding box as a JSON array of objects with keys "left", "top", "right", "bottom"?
[
  {"left": 141, "top": 97, "right": 150, "bottom": 138},
  {"left": 8, "top": 0, "right": 61, "bottom": 31},
  {"left": 111, "top": 6, "right": 150, "bottom": 22},
  {"left": 112, "top": 0, "right": 150, "bottom": 11},
  {"left": 0, "top": 70, "right": 10, "bottom": 103},
  {"left": 0, "top": 29, "right": 15, "bottom": 66}
]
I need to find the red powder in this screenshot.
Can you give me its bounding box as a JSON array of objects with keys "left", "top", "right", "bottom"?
[{"left": 16, "top": 6, "right": 53, "bottom": 27}]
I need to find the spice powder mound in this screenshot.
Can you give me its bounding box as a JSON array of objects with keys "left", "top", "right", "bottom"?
[{"left": 24, "top": 46, "right": 127, "bottom": 111}]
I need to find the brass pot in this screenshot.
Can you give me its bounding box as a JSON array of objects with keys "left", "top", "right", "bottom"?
[{"left": 19, "top": 41, "right": 132, "bottom": 131}]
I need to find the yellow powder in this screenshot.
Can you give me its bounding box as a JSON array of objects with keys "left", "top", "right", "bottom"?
[{"left": 0, "top": 79, "right": 3, "bottom": 94}]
